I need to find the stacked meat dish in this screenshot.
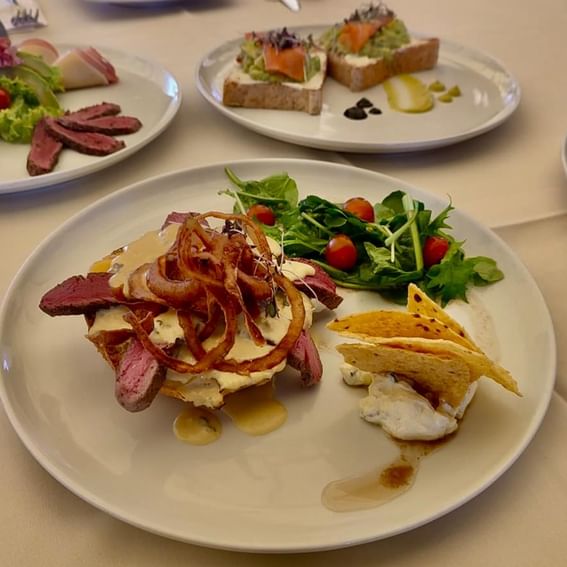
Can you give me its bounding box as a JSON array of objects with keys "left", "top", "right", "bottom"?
[
  {"left": 39, "top": 212, "right": 342, "bottom": 412},
  {"left": 27, "top": 102, "right": 142, "bottom": 176}
]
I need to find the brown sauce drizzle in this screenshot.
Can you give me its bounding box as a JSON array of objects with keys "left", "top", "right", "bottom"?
[{"left": 322, "top": 436, "right": 452, "bottom": 512}]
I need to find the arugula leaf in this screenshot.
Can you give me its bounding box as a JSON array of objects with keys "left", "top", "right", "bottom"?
[{"left": 223, "top": 168, "right": 298, "bottom": 217}]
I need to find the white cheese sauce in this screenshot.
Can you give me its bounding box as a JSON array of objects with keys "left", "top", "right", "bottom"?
[
  {"left": 341, "top": 364, "right": 477, "bottom": 441},
  {"left": 109, "top": 223, "right": 179, "bottom": 297}
]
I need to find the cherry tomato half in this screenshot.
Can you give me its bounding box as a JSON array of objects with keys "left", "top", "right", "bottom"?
[
  {"left": 247, "top": 204, "right": 276, "bottom": 226},
  {"left": 423, "top": 236, "right": 450, "bottom": 268},
  {"left": 343, "top": 197, "right": 375, "bottom": 223},
  {"left": 0, "top": 88, "right": 11, "bottom": 110},
  {"left": 325, "top": 234, "right": 358, "bottom": 271}
]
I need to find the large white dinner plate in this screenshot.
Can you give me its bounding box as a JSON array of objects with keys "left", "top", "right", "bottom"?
[
  {"left": 0, "top": 159, "right": 555, "bottom": 552},
  {"left": 197, "top": 27, "right": 520, "bottom": 153},
  {"left": 0, "top": 44, "right": 181, "bottom": 195}
]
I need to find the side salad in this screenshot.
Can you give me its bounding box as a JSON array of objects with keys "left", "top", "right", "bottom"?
[
  {"left": 222, "top": 169, "right": 503, "bottom": 305},
  {"left": 0, "top": 38, "right": 63, "bottom": 143}
]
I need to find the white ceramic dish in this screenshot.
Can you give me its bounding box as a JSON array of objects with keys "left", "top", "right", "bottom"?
[
  {"left": 0, "top": 159, "right": 554, "bottom": 552},
  {"left": 0, "top": 44, "right": 181, "bottom": 195},
  {"left": 196, "top": 27, "right": 521, "bottom": 153}
]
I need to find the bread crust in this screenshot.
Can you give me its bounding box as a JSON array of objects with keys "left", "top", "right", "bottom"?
[
  {"left": 223, "top": 76, "right": 324, "bottom": 115},
  {"left": 328, "top": 38, "right": 440, "bottom": 92}
]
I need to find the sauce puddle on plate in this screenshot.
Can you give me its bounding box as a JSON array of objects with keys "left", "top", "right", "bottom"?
[
  {"left": 173, "top": 382, "right": 287, "bottom": 445},
  {"left": 174, "top": 406, "right": 222, "bottom": 445},
  {"left": 222, "top": 382, "right": 287, "bottom": 436},
  {"left": 322, "top": 437, "right": 451, "bottom": 512}
]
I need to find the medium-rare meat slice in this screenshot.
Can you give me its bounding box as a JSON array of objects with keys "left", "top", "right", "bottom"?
[
  {"left": 65, "top": 102, "right": 121, "bottom": 121},
  {"left": 292, "top": 259, "right": 343, "bottom": 309},
  {"left": 288, "top": 329, "right": 323, "bottom": 386},
  {"left": 39, "top": 273, "right": 121, "bottom": 316},
  {"left": 26, "top": 119, "right": 63, "bottom": 176},
  {"left": 57, "top": 115, "right": 142, "bottom": 135},
  {"left": 45, "top": 118, "right": 126, "bottom": 156},
  {"left": 115, "top": 337, "right": 166, "bottom": 412}
]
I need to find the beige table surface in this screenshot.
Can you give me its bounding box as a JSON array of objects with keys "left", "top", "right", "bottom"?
[{"left": 1, "top": 0, "right": 566, "bottom": 565}]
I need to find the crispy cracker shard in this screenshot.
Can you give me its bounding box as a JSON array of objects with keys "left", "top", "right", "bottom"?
[{"left": 329, "top": 283, "right": 520, "bottom": 441}]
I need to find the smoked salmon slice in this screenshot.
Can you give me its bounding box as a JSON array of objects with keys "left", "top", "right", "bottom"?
[
  {"left": 338, "top": 19, "right": 390, "bottom": 53},
  {"left": 263, "top": 44, "right": 306, "bottom": 82}
]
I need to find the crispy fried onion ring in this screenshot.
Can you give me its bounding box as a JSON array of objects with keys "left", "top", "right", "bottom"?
[{"left": 124, "top": 212, "right": 305, "bottom": 376}]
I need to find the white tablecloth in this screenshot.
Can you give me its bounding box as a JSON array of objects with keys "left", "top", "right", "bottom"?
[{"left": 1, "top": 1, "right": 566, "bottom": 564}]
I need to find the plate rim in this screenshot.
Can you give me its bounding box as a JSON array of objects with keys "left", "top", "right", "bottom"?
[
  {"left": 0, "top": 43, "right": 182, "bottom": 196},
  {"left": 0, "top": 158, "right": 556, "bottom": 552},
  {"left": 195, "top": 27, "right": 521, "bottom": 153}
]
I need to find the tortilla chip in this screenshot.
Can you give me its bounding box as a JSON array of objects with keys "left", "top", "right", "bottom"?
[
  {"left": 407, "top": 284, "right": 478, "bottom": 350},
  {"left": 337, "top": 342, "right": 475, "bottom": 406},
  {"left": 327, "top": 310, "right": 472, "bottom": 349},
  {"left": 358, "top": 336, "right": 520, "bottom": 396}
]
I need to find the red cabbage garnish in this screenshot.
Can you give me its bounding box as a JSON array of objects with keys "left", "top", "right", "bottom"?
[{"left": 0, "top": 37, "right": 21, "bottom": 68}]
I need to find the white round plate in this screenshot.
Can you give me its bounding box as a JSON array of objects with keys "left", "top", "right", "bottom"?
[
  {"left": 0, "top": 44, "right": 181, "bottom": 195},
  {"left": 196, "top": 27, "right": 521, "bottom": 153},
  {"left": 0, "top": 159, "right": 554, "bottom": 552}
]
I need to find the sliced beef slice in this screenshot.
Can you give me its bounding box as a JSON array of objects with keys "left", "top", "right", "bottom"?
[
  {"left": 292, "top": 258, "right": 343, "bottom": 309},
  {"left": 26, "top": 119, "right": 63, "bottom": 176},
  {"left": 287, "top": 329, "right": 323, "bottom": 386},
  {"left": 115, "top": 337, "right": 166, "bottom": 412},
  {"left": 45, "top": 118, "right": 125, "bottom": 156},
  {"left": 39, "top": 273, "right": 120, "bottom": 316},
  {"left": 65, "top": 102, "right": 121, "bottom": 121},
  {"left": 57, "top": 115, "right": 142, "bottom": 136}
]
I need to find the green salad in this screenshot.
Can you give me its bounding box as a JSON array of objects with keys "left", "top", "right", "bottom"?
[
  {"left": 0, "top": 52, "right": 64, "bottom": 144},
  {"left": 222, "top": 169, "right": 504, "bottom": 305}
]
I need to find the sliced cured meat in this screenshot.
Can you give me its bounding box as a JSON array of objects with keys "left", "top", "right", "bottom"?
[
  {"left": 288, "top": 329, "right": 323, "bottom": 386},
  {"left": 45, "top": 118, "right": 126, "bottom": 156},
  {"left": 292, "top": 258, "right": 343, "bottom": 309},
  {"left": 338, "top": 17, "right": 392, "bottom": 53},
  {"left": 65, "top": 102, "right": 121, "bottom": 121},
  {"left": 56, "top": 115, "right": 142, "bottom": 135},
  {"left": 39, "top": 273, "right": 120, "bottom": 316},
  {"left": 26, "top": 119, "right": 63, "bottom": 176},
  {"left": 263, "top": 44, "right": 306, "bottom": 82},
  {"left": 115, "top": 338, "right": 166, "bottom": 412},
  {"left": 82, "top": 47, "right": 118, "bottom": 84}
]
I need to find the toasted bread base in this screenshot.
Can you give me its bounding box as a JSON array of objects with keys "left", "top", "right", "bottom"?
[
  {"left": 328, "top": 38, "right": 440, "bottom": 92},
  {"left": 223, "top": 77, "right": 324, "bottom": 115}
]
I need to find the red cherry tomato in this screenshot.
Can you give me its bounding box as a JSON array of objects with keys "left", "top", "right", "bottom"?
[
  {"left": 0, "top": 89, "right": 11, "bottom": 110},
  {"left": 423, "top": 236, "right": 450, "bottom": 268},
  {"left": 247, "top": 204, "right": 276, "bottom": 226},
  {"left": 343, "top": 197, "right": 375, "bottom": 223},
  {"left": 325, "top": 234, "right": 358, "bottom": 271}
]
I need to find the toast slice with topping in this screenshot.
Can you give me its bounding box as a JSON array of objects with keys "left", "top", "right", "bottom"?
[
  {"left": 318, "top": 3, "right": 439, "bottom": 92},
  {"left": 223, "top": 28, "right": 327, "bottom": 115}
]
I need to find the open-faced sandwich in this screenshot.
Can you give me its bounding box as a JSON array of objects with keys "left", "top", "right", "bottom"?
[
  {"left": 318, "top": 2, "right": 439, "bottom": 92},
  {"left": 39, "top": 211, "right": 342, "bottom": 414},
  {"left": 223, "top": 28, "right": 327, "bottom": 115},
  {"left": 329, "top": 284, "right": 520, "bottom": 441}
]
